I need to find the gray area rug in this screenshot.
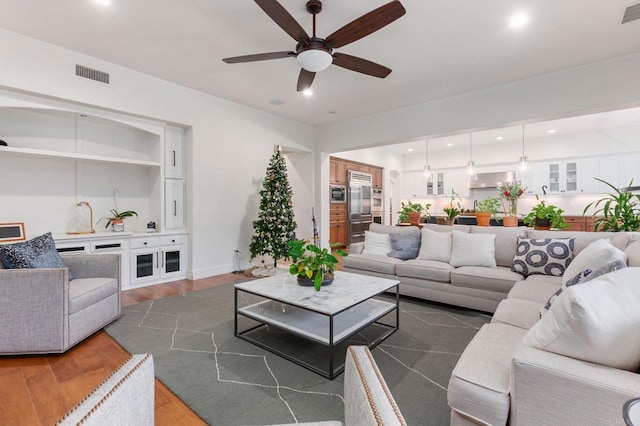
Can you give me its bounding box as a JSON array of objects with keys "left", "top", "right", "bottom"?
[{"left": 105, "top": 282, "right": 490, "bottom": 425}]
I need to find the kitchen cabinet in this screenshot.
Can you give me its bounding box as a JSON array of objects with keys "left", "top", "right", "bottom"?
[
  {"left": 403, "top": 171, "right": 427, "bottom": 198},
  {"left": 578, "top": 157, "right": 600, "bottom": 193},
  {"left": 329, "top": 203, "right": 347, "bottom": 247},
  {"left": 598, "top": 156, "right": 620, "bottom": 192},
  {"left": 547, "top": 161, "right": 578, "bottom": 193},
  {"left": 562, "top": 216, "right": 599, "bottom": 232},
  {"left": 619, "top": 152, "right": 640, "bottom": 189},
  {"left": 371, "top": 167, "right": 383, "bottom": 189},
  {"left": 130, "top": 235, "right": 186, "bottom": 286},
  {"left": 330, "top": 158, "right": 348, "bottom": 185},
  {"left": 426, "top": 172, "right": 444, "bottom": 196},
  {"left": 445, "top": 169, "right": 469, "bottom": 198}
]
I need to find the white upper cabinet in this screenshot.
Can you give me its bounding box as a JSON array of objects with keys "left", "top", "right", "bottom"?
[
  {"left": 164, "top": 126, "right": 184, "bottom": 179},
  {"left": 619, "top": 152, "right": 640, "bottom": 189},
  {"left": 402, "top": 171, "right": 427, "bottom": 199}
]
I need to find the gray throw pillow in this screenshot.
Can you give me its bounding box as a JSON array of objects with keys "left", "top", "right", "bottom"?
[
  {"left": 387, "top": 233, "right": 421, "bottom": 260},
  {"left": 540, "top": 259, "right": 627, "bottom": 317},
  {"left": 0, "top": 232, "right": 70, "bottom": 277},
  {"left": 512, "top": 237, "right": 575, "bottom": 277}
]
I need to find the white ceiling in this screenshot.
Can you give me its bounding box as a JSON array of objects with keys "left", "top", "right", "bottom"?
[{"left": 0, "top": 1, "right": 639, "bottom": 127}]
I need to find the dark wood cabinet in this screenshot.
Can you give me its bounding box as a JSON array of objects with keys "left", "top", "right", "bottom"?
[
  {"left": 330, "top": 203, "right": 348, "bottom": 247},
  {"left": 562, "top": 216, "right": 599, "bottom": 232},
  {"left": 372, "top": 167, "right": 383, "bottom": 189},
  {"left": 330, "top": 159, "right": 348, "bottom": 185}
]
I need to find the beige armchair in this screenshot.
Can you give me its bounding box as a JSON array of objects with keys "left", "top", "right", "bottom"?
[{"left": 0, "top": 253, "right": 121, "bottom": 355}]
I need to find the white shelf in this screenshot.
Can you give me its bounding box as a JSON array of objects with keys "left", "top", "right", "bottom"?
[
  {"left": 238, "top": 298, "right": 396, "bottom": 345},
  {"left": 0, "top": 146, "right": 161, "bottom": 167}
]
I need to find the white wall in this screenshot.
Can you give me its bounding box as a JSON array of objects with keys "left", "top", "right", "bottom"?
[{"left": 0, "top": 28, "right": 316, "bottom": 279}]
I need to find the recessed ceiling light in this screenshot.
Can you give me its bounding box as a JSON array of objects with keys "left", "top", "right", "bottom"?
[
  {"left": 302, "top": 89, "right": 313, "bottom": 97},
  {"left": 496, "top": 136, "right": 503, "bottom": 140},
  {"left": 93, "top": 0, "right": 112, "bottom": 6},
  {"left": 508, "top": 13, "right": 529, "bottom": 29},
  {"left": 407, "top": 148, "right": 413, "bottom": 152},
  {"left": 547, "top": 129, "right": 556, "bottom": 134},
  {"left": 447, "top": 143, "right": 453, "bottom": 147}
]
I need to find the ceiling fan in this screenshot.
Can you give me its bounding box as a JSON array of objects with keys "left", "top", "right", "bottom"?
[{"left": 222, "top": 0, "right": 406, "bottom": 92}]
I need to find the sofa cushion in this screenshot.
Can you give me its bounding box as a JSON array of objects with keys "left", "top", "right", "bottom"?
[
  {"left": 526, "top": 229, "right": 622, "bottom": 256},
  {"left": 361, "top": 231, "right": 391, "bottom": 256},
  {"left": 562, "top": 238, "right": 626, "bottom": 285},
  {"left": 368, "top": 223, "right": 421, "bottom": 235},
  {"left": 470, "top": 226, "right": 527, "bottom": 268},
  {"left": 395, "top": 259, "right": 454, "bottom": 283},
  {"left": 342, "top": 253, "right": 402, "bottom": 275},
  {"left": 507, "top": 275, "right": 562, "bottom": 304},
  {"left": 523, "top": 267, "right": 640, "bottom": 371},
  {"left": 512, "top": 237, "right": 574, "bottom": 277},
  {"left": 540, "top": 259, "right": 627, "bottom": 317},
  {"left": 449, "top": 231, "right": 496, "bottom": 267},
  {"left": 625, "top": 237, "right": 640, "bottom": 267},
  {"left": 388, "top": 233, "right": 421, "bottom": 260},
  {"left": 450, "top": 266, "right": 522, "bottom": 293},
  {"left": 448, "top": 323, "right": 528, "bottom": 426},
  {"left": 492, "top": 298, "right": 544, "bottom": 330},
  {"left": 417, "top": 228, "right": 452, "bottom": 262},
  {"left": 0, "top": 232, "right": 68, "bottom": 272},
  {"left": 69, "top": 277, "right": 119, "bottom": 314}
]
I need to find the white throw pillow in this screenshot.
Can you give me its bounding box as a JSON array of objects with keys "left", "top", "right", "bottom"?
[
  {"left": 562, "top": 238, "right": 627, "bottom": 285},
  {"left": 449, "top": 231, "right": 496, "bottom": 267},
  {"left": 362, "top": 231, "right": 392, "bottom": 256},
  {"left": 417, "top": 228, "right": 452, "bottom": 262},
  {"left": 523, "top": 267, "right": 640, "bottom": 371}
]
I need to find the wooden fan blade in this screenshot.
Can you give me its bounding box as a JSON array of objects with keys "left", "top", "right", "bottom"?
[
  {"left": 255, "top": 0, "right": 309, "bottom": 42},
  {"left": 297, "top": 69, "right": 316, "bottom": 91},
  {"left": 332, "top": 53, "right": 391, "bottom": 78},
  {"left": 326, "top": 1, "right": 406, "bottom": 49},
  {"left": 222, "top": 51, "right": 295, "bottom": 64}
]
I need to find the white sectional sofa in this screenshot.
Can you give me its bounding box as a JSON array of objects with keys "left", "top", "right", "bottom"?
[{"left": 344, "top": 222, "right": 640, "bottom": 425}]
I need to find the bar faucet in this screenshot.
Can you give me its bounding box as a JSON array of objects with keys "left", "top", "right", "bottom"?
[
  {"left": 473, "top": 200, "right": 478, "bottom": 211},
  {"left": 542, "top": 185, "right": 548, "bottom": 195}
]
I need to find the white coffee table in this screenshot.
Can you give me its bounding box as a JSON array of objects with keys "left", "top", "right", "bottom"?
[{"left": 234, "top": 270, "right": 400, "bottom": 379}]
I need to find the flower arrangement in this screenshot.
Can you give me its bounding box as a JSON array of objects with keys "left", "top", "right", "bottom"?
[
  {"left": 497, "top": 181, "right": 526, "bottom": 217},
  {"left": 287, "top": 239, "right": 348, "bottom": 291}
]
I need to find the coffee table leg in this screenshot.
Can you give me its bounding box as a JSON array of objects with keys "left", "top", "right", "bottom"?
[
  {"left": 234, "top": 287, "right": 238, "bottom": 336},
  {"left": 329, "top": 314, "right": 334, "bottom": 379}
]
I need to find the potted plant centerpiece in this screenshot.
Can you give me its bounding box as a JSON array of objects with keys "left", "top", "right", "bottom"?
[
  {"left": 583, "top": 178, "right": 640, "bottom": 231},
  {"left": 442, "top": 189, "right": 462, "bottom": 225},
  {"left": 475, "top": 197, "right": 500, "bottom": 227},
  {"left": 497, "top": 181, "right": 525, "bottom": 227},
  {"left": 398, "top": 201, "right": 431, "bottom": 226},
  {"left": 97, "top": 190, "right": 138, "bottom": 232},
  {"left": 287, "top": 239, "right": 348, "bottom": 291},
  {"left": 523, "top": 196, "right": 568, "bottom": 230}
]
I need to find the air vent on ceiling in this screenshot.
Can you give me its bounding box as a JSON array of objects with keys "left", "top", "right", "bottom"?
[
  {"left": 75, "top": 64, "right": 110, "bottom": 84},
  {"left": 622, "top": 3, "right": 640, "bottom": 24}
]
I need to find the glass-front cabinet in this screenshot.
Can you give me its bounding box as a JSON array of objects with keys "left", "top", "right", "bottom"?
[
  {"left": 548, "top": 161, "right": 578, "bottom": 193},
  {"left": 130, "top": 235, "right": 186, "bottom": 286}
]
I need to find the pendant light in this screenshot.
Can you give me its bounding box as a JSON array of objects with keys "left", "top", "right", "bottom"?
[
  {"left": 518, "top": 124, "right": 529, "bottom": 172},
  {"left": 423, "top": 139, "right": 432, "bottom": 181},
  {"left": 467, "top": 133, "right": 476, "bottom": 176}
]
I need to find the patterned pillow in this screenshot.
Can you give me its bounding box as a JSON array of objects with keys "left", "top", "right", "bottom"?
[
  {"left": 0, "top": 232, "right": 68, "bottom": 272},
  {"left": 512, "top": 237, "right": 575, "bottom": 277},
  {"left": 387, "top": 233, "right": 421, "bottom": 260},
  {"left": 540, "top": 259, "right": 627, "bottom": 317}
]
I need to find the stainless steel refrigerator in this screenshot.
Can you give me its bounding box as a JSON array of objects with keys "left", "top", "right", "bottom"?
[{"left": 348, "top": 171, "right": 373, "bottom": 244}]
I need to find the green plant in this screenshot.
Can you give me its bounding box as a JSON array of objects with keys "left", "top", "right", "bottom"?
[
  {"left": 523, "top": 196, "right": 568, "bottom": 230},
  {"left": 583, "top": 178, "right": 640, "bottom": 231},
  {"left": 287, "top": 240, "right": 348, "bottom": 291},
  {"left": 497, "top": 181, "right": 526, "bottom": 216},
  {"left": 97, "top": 189, "right": 138, "bottom": 229},
  {"left": 476, "top": 197, "right": 501, "bottom": 214},
  {"left": 443, "top": 189, "right": 462, "bottom": 219},
  {"left": 397, "top": 201, "right": 431, "bottom": 223}
]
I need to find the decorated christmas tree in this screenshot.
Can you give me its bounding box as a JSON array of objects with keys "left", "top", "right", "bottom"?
[{"left": 249, "top": 147, "right": 297, "bottom": 267}]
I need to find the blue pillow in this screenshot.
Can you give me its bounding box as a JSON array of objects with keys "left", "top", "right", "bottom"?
[
  {"left": 0, "top": 232, "right": 71, "bottom": 278},
  {"left": 387, "top": 232, "right": 421, "bottom": 260}
]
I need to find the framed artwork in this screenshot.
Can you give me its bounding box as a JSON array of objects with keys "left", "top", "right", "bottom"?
[{"left": 0, "top": 223, "right": 26, "bottom": 243}]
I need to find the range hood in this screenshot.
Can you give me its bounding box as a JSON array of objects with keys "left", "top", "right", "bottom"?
[{"left": 468, "top": 171, "right": 516, "bottom": 189}]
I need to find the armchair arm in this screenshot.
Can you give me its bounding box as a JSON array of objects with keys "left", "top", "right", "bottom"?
[
  {"left": 61, "top": 253, "right": 120, "bottom": 285},
  {"left": 349, "top": 242, "right": 364, "bottom": 254},
  {"left": 511, "top": 344, "right": 640, "bottom": 425},
  {"left": 0, "top": 268, "right": 69, "bottom": 354}
]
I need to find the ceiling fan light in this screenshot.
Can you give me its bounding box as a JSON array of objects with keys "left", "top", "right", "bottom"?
[{"left": 297, "top": 49, "right": 333, "bottom": 72}]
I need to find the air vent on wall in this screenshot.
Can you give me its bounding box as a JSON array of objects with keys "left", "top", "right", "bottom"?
[
  {"left": 75, "top": 64, "right": 110, "bottom": 84},
  {"left": 622, "top": 3, "right": 640, "bottom": 24}
]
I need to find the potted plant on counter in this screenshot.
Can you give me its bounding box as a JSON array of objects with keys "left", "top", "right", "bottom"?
[
  {"left": 497, "top": 181, "right": 526, "bottom": 227},
  {"left": 398, "top": 201, "right": 431, "bottom": 226},
  {"left": 442, "top": 189, "right": 462, "bottom": 226},
  {"left": 523, "top": 196, "right": 568, "bottom": 230},
  {"left": 475, "top": 197, "right": 500, "bottom": 227},
  {"left": 583, "top": 178, "right": 640, "bottom": 231},
  {"left": 287, "top": 239, "right": 348, "bottom": 291}
]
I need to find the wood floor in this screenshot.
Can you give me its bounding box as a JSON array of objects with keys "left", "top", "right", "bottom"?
[{"left": 0, "top": 273, "right": 246, "bottom": 425}]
